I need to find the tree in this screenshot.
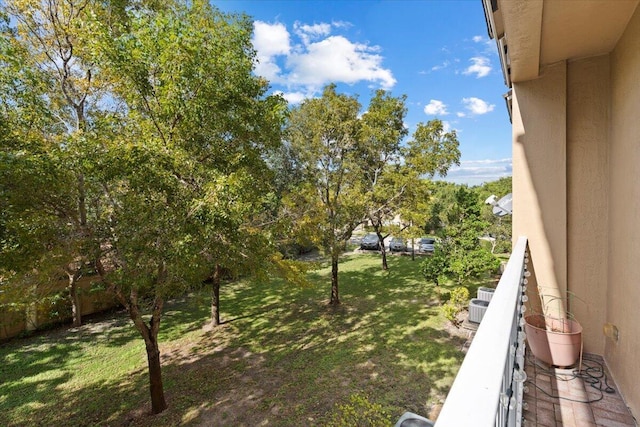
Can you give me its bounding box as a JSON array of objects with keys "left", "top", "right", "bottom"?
[
  {"left": 360, "top": 117, "right": 460, "bottom": 269},
  {"left": 420, "top": 246, "right": 448, "bottom": 287},
  {"left": 0, "top": 0, "right": 111, "bottom": 327},
  {"left": 421, "top": 185, "right": 500, "bottom": 286},
  {"left": 285, "top": 84, "right": 366, "bottom": 305},
  {"left": 88, "top": 0, "right": 286, "bottom": 412},
  {"left": 2, "top": 0, "right": 286, "bottom": 415},
  {"left": 358, "top": 90, "right": 408, "bottom": 270},
  {"left": 422, "top": 181, "right": 457, "bottom": 235},
  {"left": 477, "top": 177, "right": 512, "bottom": 254}
]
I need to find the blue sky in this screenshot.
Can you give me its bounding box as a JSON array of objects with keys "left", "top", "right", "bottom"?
[{"left": 213, "top": 0, "right": 512, "bottom": 186}]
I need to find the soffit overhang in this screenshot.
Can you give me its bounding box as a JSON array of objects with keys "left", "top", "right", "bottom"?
[{"left": 486, "top": 0, "right": 640, "bottom": 86}]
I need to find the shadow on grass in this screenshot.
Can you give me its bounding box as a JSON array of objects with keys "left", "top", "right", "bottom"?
[
  {"left": 0, "top": 253, "right": 491, "bottom": 427},
  {"left": 138, "top": 254, "right": 473, "bottom": 426},
  {"left": 0, "top": 296, "right": 211, "bottom": 427}
]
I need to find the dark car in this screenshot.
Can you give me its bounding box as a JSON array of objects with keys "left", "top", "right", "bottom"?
[
  {"left": 389, "top": 237, "right": 407, "bottom": 252},
  {"left": 418, "top": 237, "right": 436, "bottom": 253},
  {"left": 360, "top": 233, "right": 381, "bottom": 250}
]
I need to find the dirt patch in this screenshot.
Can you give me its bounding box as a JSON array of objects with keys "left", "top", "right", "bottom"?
[{"left": 441, "top": 310, "right": 476, "bottom": 352}]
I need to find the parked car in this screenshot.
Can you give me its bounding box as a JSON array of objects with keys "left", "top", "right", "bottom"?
[
  {"left": 418, "top": 237, "right": 436, "bottom": 253},
  {"left": 360, "top": 233, "right": 381, "bottom": 250},
  {"left": 389, "top": 237, "right": 407, "bottom": 252}
]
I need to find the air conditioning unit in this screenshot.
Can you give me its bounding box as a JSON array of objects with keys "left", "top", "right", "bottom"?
[
  {"left": 469, "top": 298, "right": 490, "bottom": 323},
  {"left": 477, "top": 286, "right": 495, "bottom": 302},
  {"left": 394, "top": 412, "right": 434, "bottom": 427}
]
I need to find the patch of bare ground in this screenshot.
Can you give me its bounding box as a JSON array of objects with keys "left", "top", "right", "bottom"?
[{"left": 118, "top": 331, "right": 314, "bottom": 426}]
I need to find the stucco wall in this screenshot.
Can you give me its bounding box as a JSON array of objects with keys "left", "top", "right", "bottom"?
[
  {"left": 507, "top": 0, "right": 640, "bottom": 419},
  {"left": 608, "top": 3, "right": 640, "bottom": 417},
  {"left": 566, "top": 56, "right": 610, "bottom": 355},
  {"left": 512, "top": 61, "right": 567, "bottom": 319}
]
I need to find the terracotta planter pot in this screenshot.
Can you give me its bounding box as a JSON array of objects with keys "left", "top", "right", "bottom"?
[{"left": 524, "top": 314, "right": 583, "bottom": 367}]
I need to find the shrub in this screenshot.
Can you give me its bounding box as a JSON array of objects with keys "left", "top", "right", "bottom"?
[
  {"left": 449, "top": 248, "right": 500, "bottom": 283},
  {"left": 448, "top": 286, "right": 469, "bottom": 308},
  {"left": 441, "top": 302, "right": 459, "bottom": 325},
  {"left": 440, "top": 286, "right": 469, "bottom": 327},
  {"left": 420, "top": 249, "right": 448, "bottom": 286}
]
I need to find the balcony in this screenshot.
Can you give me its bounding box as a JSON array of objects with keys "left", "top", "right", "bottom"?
[
  {"left": 434, "top": 237, "right": 636, "bottom": 426},
  {"left": 523, "top": 352, "right": 636, "bottom": 426}
]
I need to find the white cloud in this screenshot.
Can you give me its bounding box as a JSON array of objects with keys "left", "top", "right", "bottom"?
[
  {"left": 294, "top": 21, "right": 332, "bottom": 45},
  {"left": 251, "top": 21, "right": 395, "bottom": 95},
  {"left": 462, "top": 97, "right": 495, "bottom": 115},
  {"left": 295, "top": 22, "right": 331, "bottom": 37},
  {"left": 278, "top": 91, "right": 308, "bottom": 105},
  {"left": 252, "top": 21, "right": 291, "bottom": 82},
  {"left": 440, "top": 158, "right": 512, "bottom": 186},
  {"left": 424, "top": 99, "right": 449, "bottom": 116},
  {"left": 430, "top": 60, "right": 450, "bottom": 72},
  {"left": 472, "top": 35, "right": 484, "bottom": 43},
  {"left": 332, "top": 20, "right": 352, "bottom": 30},
  {"left": 463, "top": 56, "right": 492, "bottom": 78},
  {"left": 286, "top": 35, "right": 396, "bottom": 90},
  {"left": 456, "top": 112, "right": 466, "bottom": 118},
  {"left": 253, "top": 21, "right": 291, "bottom": 57}
]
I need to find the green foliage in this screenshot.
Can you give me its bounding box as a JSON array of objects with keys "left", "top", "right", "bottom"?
[
  {"left": 1, "top": 0, "right": 288, "bottom": 413},
  {"left": 441, "top": 302, "right": 460, "bottom": 326},
  {"left": 441, "top": 286, "right": 469, "bottom": 327},
  {"left": 420, "top": 185, "right": 501, "bottom": 287},
  {"left": 422, "top": 181, "right": 459, "bottom": 235},
  {"left": 420, "top": 249, "right": 448, "bottom": 286},
  {"left": 325, "top": 394, "right": 392, "bottom": 427},
  {"left": 477, "top": 177, "right": 512, "bottom": 254},
  {"left": 448, "top": 249, "right": 500, "bottom": 284},
  {"left": 404, "top": 119, "right": 461, "bottom": 178},
  {"left": 448, "top": 286, "right": 470, "bottom": 307}
]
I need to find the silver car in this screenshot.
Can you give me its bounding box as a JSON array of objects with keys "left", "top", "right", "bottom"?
[
  {"left": 389, "top": 237, "right": 407, "bottom": 252},
  {"left": 418, "top": 237, "right": 436, "bottom": 253},
  {"left": 360, "top": 233, "right": 381, "bottom": 250}
]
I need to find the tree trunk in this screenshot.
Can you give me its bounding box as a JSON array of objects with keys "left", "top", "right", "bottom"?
[
  {"left": 210, "top": 264, "right": 221, "bottom": 326},
  {"left": 128, "top": 297, "right": 167, "bottom": 414},
  {"left": 144, "top": 333, "right": 167, "bottom": 414},
  {"left": 411, "top": 237, "right": 415, "bottom": 261},
  {"left": 381, "top": 244, "right": 389, "bottom": 270},
  {"left": 375, "top": 231, "right": 388, "bottom": 270},
  {"left": 100, "top": 266, "right": 169, "bottom": 415},
  {"left": 330, "top": 256, "right": 340, "bottom": 305},
  {"left": 67, "top": 269, "right": 82, "bottom": 327}
]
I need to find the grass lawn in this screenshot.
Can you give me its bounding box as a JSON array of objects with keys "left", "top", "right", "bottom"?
[{"left": 0, "top": 253, "right": 491, "bottom": 426}]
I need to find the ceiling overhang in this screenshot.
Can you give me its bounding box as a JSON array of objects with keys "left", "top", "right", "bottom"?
[{"left": 483, "top": 0, "right": 640, "bottom": 87}]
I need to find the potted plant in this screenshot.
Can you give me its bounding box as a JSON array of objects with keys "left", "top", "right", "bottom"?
[{"left": 524, "top": 287, "right": 583, "bottom": 367}]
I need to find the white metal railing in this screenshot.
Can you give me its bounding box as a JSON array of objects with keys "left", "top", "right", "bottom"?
[{"left": 435, "top": 236, "right": 529, "bottom": 427}]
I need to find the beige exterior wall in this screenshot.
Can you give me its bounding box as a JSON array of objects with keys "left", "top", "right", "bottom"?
[
  {"left": 608, "top": 4, "right": 640, "bottom": 417},
  {"left": 512, "top": 61, "right": 567, "bottom": 320},
  {"left": 566, "top": 55, "right": 609, "bottom": 355},
  {"left": 513, "top": 5, "right": 640, "bottom": 417}
]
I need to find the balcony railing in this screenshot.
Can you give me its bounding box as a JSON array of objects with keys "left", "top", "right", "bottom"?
[{"left": 435, "top": 236, "right": 529, "bottom": 427}]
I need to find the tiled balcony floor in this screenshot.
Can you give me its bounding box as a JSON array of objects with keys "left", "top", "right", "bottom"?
[{"left": 523, "top": 350, "right": 637, "bottom": 426}]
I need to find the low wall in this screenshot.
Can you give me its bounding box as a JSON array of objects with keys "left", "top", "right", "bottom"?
[{"left": 0, "top": 276, "right": 119, "bottom": 341}]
